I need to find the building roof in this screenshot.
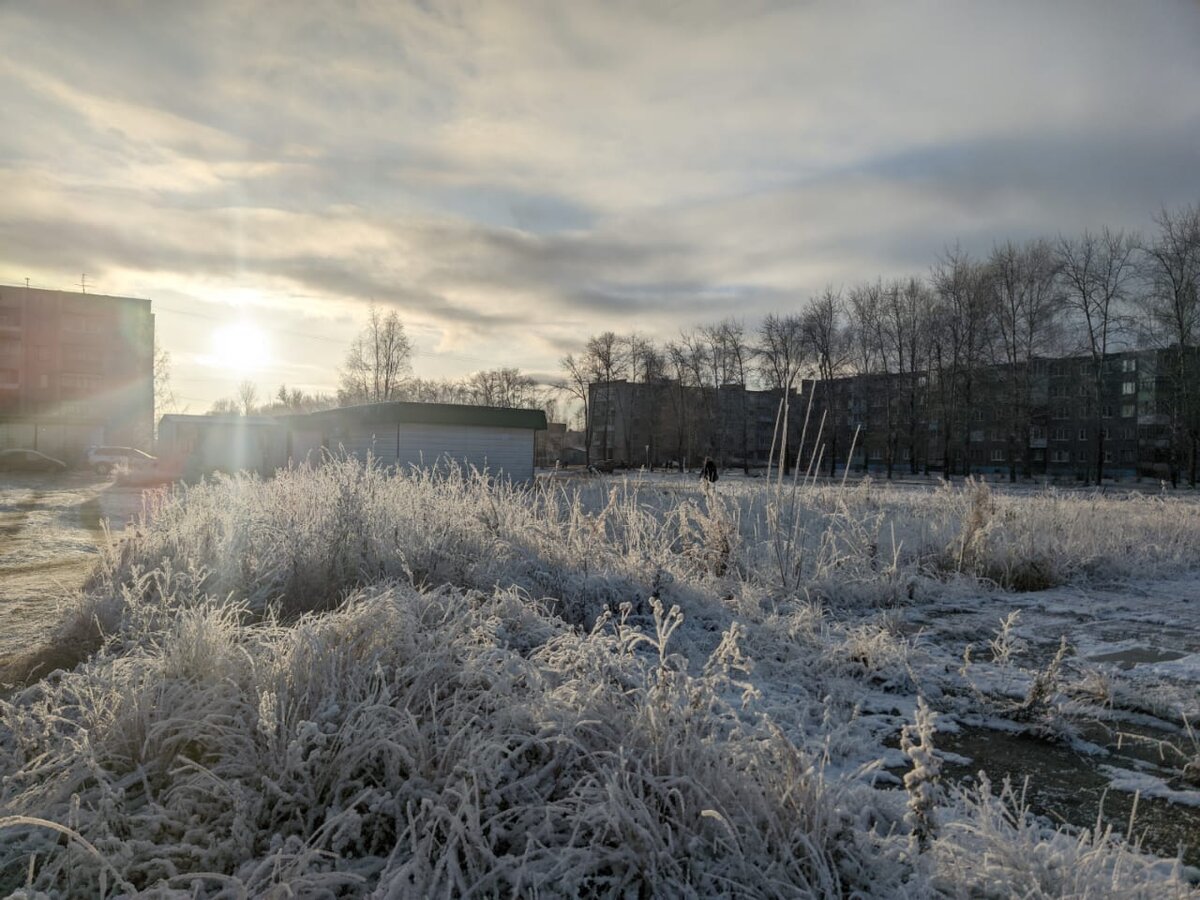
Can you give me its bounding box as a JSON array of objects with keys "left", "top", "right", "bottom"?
[
  {"left": 159, "top": 414, "right": 280, "bottom": 427},
  {"left": 285, "top": 401, "right": 548, "bottom": 431}
]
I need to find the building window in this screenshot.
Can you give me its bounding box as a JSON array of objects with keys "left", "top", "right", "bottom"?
[
  {"left": 1103, "top": 450, "right": 1113, "bottom": 463},
  {"left": 1121, "top": 403, "right": 1135, "bottom": 418},
  {"left": 1052, "top": 427, "right": 1069, "bottom": 441},
  {"left": 1052, "top": 450, "right": 1070, "bottom": 463},
  {"left": 1122, "top": 358, "right": 1137, "bottom": 372},
  {"left": 970, "top": 430, "right": 984, "bottom": 443},
  {"left": 1122, "top": 381, "right": 1135, "bottom": 395},
  {"left": 60, "top": 372, "right": 102, "bottom": 391},
  {"left": 1078, "top": 428, "right": 1087, "bottom": 441},
  {"left": 1101, "top": 404, "right": 1113, "bottom": 418},
  {"left": 1054, "top": 406, "right": 1069, "bottom": 420},
  {"left": 990, "top": 449, "right": 1005, "bottom": 462},
  {"left": 870, "top": 448, "right": 883, "bottom": 461},
  {"left": 62, "top": 315, "right": 105, "bottom": 334}
]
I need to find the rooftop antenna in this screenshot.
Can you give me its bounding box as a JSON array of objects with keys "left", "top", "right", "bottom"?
[{"left": 79, "top": 273, "right": 87, "bottom": 294}]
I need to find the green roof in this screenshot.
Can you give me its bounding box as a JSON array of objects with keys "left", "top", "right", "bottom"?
[{"left": 288, "top": 401, "right": 547, "bottom": 431}]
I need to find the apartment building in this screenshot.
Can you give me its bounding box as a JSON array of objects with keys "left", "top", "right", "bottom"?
[
  {"left": 588, "top": 347, "right": 1199, "bottom": 481},
  {"left": 802, "top": 350, "right": 1187, "bottom": 481},
  {"left": 588, "top": 378, "right": 803, "bottom": 469},
  {"left": 0, "top": 285, "right": 154, "bottom": 461}
]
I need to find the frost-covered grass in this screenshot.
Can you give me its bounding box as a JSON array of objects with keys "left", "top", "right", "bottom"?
[{"left": 2, "top": 460, "right": 1199, "bottom": 896}]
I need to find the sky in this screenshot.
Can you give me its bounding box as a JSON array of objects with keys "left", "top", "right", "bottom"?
[{"left": 1, "top": 0, "right": 1199, "bottom": 412}]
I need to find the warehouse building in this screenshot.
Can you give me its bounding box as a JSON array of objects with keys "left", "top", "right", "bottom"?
[
  {"left": 157, "top": 414, "right": 286, "bottom": 476},
  {"left": 282, "top": 401, "right": 547, "bottom": 481}
]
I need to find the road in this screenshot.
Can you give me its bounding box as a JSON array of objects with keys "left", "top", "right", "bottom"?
[{"left": 0, "top": 471, "right": 146, "bottom": 669}]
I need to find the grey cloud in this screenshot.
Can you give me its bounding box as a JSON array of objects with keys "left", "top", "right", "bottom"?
[{"left": 3, "top": 0, "right": 1200, "bottom": 408}]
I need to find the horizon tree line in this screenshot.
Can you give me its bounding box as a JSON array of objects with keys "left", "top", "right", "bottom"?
[{"left": 561, "top": 203, "right": 1200, "bottom": 485}]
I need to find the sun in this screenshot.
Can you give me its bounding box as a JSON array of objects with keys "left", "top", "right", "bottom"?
[{"left": 211, "top": 321, "right": 271, "bottom": 373}]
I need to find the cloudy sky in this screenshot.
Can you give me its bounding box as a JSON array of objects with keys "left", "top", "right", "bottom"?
[{"left": 2, "top": 1, "right": 1198, "bottom": 410}]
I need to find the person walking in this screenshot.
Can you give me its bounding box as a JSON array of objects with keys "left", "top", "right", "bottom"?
[{"left": 700, "top": 456, "right": 718, "bottom": 484}]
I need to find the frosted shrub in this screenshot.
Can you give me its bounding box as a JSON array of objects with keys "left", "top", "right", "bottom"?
[
  {"left": 1, "top": 584, "right": 867, "bottom": 896},
  {"left": 930, "top": 774, "right": 1194, "bottom": 899},
  {"left": 901, "top": 697, "right": 942, "bottom": 852},
  {"left": 5, "top": 463, "right": 1200, "bottom": 895}
]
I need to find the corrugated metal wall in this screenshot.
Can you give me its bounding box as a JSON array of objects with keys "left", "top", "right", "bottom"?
[{"left": 336, "top": 422, "right": 535, "bottom": 481}]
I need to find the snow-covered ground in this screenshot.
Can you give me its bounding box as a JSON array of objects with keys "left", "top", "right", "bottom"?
[
  {"left": 0, "top": 473, "right": 144, "bottom": 665},
  {"left": 1, "top": 462, "right": 1198, "bottom": 896}
]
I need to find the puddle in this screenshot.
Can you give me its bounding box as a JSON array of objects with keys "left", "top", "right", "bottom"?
[
  {"left": 938, "top": 727, "right": 1200, "bottom": 867},
  {"left": 1088, "top": 647, "right": 1187, "bottom": 669}
]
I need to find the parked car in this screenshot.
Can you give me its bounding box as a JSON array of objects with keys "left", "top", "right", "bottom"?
[
  {"left": 85, "top": 445, "right": 157, "bottom": 475},
  {"left": 0, "top": 448, "right": 68, "bottom": 473}
]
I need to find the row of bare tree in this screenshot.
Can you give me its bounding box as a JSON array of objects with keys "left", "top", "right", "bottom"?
[{"left": 561, "top": 204, "right": 1200, "bottom": 484}]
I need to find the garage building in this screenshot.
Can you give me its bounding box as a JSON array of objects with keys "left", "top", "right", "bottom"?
[{"left": 284, "top": 401, "right": 547, "bottom": 482}]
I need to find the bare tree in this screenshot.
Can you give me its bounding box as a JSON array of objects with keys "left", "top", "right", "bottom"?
[
  {"left": 801, "top": 288, "right": 851, "bottom": 475},
  {"left": 756, "top": 313, "right": 807, "bottom": 473},
  {"left": 664, "top": 339, "right": 701, "bottom": 470},
  {"left": 153, "top": 341, "right": 175, "bottom": 420},
  {"left": 929, "top": 246, "right": 993, "bottom": 475},
  {"left": 1057, "top": 228, "right": 1138, "bottom": 484},
  {"left": 464, "top": 367, "right": 537, "bottom": 408},
  {"left": 677, "top": 328, "right": 718, "bottom": 462},
  {"left": 258, "top": 385, "right": 337, "bottom": 415},
  {"left": 715, "top": 319, "right": 753, "bottom": 471},
  {"left": 584, "top": 332, "right": 627, "bottom": 462},
  {"left": 847, "top": 281, "right": 887, "bottom": 474},
  {"left": 338, "top": 303, "right": 413, "bottom": 405},
  {"left": 883, "top": 277, "right": 935, "bottom": 474},
  {"left": 1139, "top": 204, "right": 1200, "bottom": 485},
  {"left": 558, "top": 351, "right": 601, "bottom": 465},
  {"left": 621, "top": 334, "right": 665, "bottom": 467},
  {"left": 236, "top": 380, "right": 259, "bottom": 416},
  {"left": 207, "top": 397, "right": 240, "bottom": 416},
  {"left": 847, "top": 281, "right": 907, "bottom": 476},
  {"left": 988, "top": 239, "right": 1064, "bottom": 481}
]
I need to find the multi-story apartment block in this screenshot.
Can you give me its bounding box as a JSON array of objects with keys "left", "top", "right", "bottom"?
[
  {"left": 587, "top": 378, "right": 803, "bottom": 469},
  {"left": 0, "top": 285, "right": 154, "bottom": 461},
  {"left": 589, "top": 347, "right": 1199, "bottom": 481}
]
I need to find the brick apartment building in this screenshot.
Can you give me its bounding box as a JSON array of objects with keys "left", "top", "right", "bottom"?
[
  {"left": 0, "top": 285, "right": 154, "bottom": 462},
  {"left": 588, "top": 347, "right": 1199, "bottom": 482}
]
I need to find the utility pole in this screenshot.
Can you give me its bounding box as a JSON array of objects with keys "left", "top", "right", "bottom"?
[{"left": 79, "top": 273, "right": 87, "bottom": 294}]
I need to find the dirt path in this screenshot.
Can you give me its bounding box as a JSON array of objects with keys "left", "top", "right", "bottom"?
[{"left": 0, "top": 473, "right": 146, "bottom": 674}]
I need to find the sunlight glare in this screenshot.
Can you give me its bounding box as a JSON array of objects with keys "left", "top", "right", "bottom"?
[{"left": 211, "top": 321, "right": 271, "bottom": 372}]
